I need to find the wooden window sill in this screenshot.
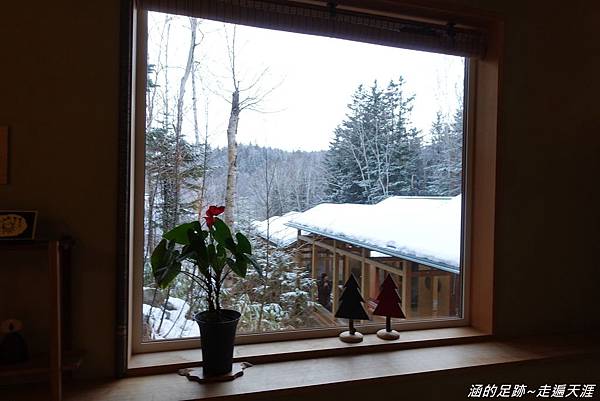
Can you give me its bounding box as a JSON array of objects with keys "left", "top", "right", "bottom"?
[
  {"left": 128, "top": 327, "right": 489, "bottom": 375},
  {"left": 56, "top": 332, "right": 599, "bottom": 401}
]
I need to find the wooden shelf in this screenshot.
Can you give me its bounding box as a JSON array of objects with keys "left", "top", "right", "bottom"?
[
  {"left": 0, "top": 238, "right": 75, "bottom": 400},
  {"left": 0, "top": 352, "right": 83, "bottom": 380},
  {"left": 0, "top": 238, "right": 73, "bottom": 251},
  {"left": 0, "top": 240, "right": 54, "bottom": 251},
  {"left": 22, "top": 333, "right": 598, "bottom": 401}
]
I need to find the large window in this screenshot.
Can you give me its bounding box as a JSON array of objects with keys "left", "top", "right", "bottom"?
[{"left": 129, "top": 2, "right": 486, "bottom": 353}]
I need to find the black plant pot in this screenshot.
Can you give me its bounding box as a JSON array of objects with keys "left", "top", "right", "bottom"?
[{"left": 195, "top": 309, "right": 241, "bottom": 377}]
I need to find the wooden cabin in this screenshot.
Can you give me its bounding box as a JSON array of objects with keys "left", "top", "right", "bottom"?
[{"left": 286, "top": 196, "right": 462, "bottom": 320}]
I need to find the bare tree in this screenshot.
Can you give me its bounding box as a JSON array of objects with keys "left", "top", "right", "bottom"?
[
  {"left": 191, "top": 49, "right": 212, "bottom": 220},
  {"left": 146, "top": 14, "right": 171, "bottom": 132},
  {"left": 222, "top": 25, "right": 279, "bottom": 227},
  {"left": 172, "top": 18, "right": 199, "bottom": 225},
  {"left": 144, "top": 17, "right": 169, "bottom": 262}
]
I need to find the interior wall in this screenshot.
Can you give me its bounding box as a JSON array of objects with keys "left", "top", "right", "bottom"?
[
  {"left": 0, "top": 0, "right": 120, "bottom": 377},
  {"left": 476, "top": 0, "right": 600, "bottom": 336},
  {"left": 0, "top": 0, "right": 598, "bottom": 379}
]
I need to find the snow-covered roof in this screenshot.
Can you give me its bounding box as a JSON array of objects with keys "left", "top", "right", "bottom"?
[
  {"left": 286, "top": 196, "right": 462, "bottom": 274},
  {"left": 251, "top": 211, "right": 301, "bottom": 248}
]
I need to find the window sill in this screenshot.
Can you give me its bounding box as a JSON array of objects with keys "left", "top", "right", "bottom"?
[
  {"left": 54, "top": 332, "right": 599, "bottom": 401},
  {"left": 128, "top": 326, "right": 489, "bottom": 376}
]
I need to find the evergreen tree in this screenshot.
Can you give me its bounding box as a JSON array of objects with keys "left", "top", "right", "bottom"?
[
  {"left": 324, "top": 85, "right": 371, "bottom": 203},
  {"left": 221, "top": 231, "right": 316, "bottom": 332},
  {"left": 324, "top": 78, "right": 423, "bottom": 203},
  {"left": 424, "top": 104, "right": 463, "bottom": 196},
  {"left": 424, "top": 111, "right": 450, "bottom": 195},
  {"left": 447, "top": 102, "right": 464, "bottom": 195},
  {"left": 146, "top": 128, "right": 204, "bottom": 235},
  {"left": 384, "top": 79, "right": 424, "bottom": 196}
]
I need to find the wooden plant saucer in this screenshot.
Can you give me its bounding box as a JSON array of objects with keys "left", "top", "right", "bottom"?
[{"left": 179, "top": 362, "right": 252, "bottom": 383}]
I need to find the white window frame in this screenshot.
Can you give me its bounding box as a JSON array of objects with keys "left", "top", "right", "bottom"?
[{"left": 127, "top": 6, "right": 491, "bottom": 355}]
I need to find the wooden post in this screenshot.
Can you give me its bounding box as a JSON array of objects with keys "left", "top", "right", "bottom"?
[
  {"left": 364, "top": 250, "right": 378, "bottom": 301},
  {"left": 343, "top": 254, "right": 350, "bottom": 282},
  {"left": 294, "top": 229, "right": 302, "bottom": 268},
  {"left": 449, "top": 274, "right": 459, "bottom": 317},
  {"left": 311, "top": 238, "right": 317, "bottom": 280},
  {"left": 401, "top": 260, "right": 412, "bottom": 319},
  {"left": 417, "top": 265, "right": 433, "bottom": 317},
  {"left": 310, "top": 238, "right": 319, "bottom": 305},
  {"left": 332, "top": 240, "right": 339, "bottom": 314},
  {"left": 436, "top": 274, "right": 451, "bottom": 317},
  {"left": 48, "top": 240, "right": 62, "bottom": 401},
  {"left": 432, "top": 276, "right": 439, "bottom": 317},
  {"left": 360, "top": 248, "right": 369, "bottom": 300},
  {"left": 60, "top": 239, "right": 73, "bottom": 351}
]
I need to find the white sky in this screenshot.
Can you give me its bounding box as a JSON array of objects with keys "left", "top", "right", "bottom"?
[{"left": 148, "top": 12, "right": 465, "bottom": 151}]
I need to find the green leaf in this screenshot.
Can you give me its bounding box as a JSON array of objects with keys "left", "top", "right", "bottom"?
[
  {"left": 186, "top": 228, "right": 205, "bottom": 251},
  {"left": 187, "top": 228, "right": 209, "bottom": 274},
  {"left": 179, "top": 244, "right": 195, "bottom": 261},
  {"left": 245, "top": 254, "right": 262, "bottom": 277},
  {"left": 156, "top": 259, "right": 181, "bottom": 289},
  {"left": 236, "top": 232, "right": 252, "bottom": 254},
  {"left": 224, "top": 237, "right": 237, "bottom": 253},
  {"left": 216, "top": 243, "right": 226, "bottom": 258},
  {"left": 212, "top": 243, "right": 227, "bottom": 272},
  {"left": 150, "top": 239, "right": 167, "bottom": 272},
  {"left": 230, "top": 256, "right": 248, "bottom": 278},
  {"left": 207, "top": 243, "right": 217, "bottom": 267},
  {"left": 163, "top": 221, "right": 202, "bottom": 245},
  {"left": 151, "top": 239, "right": 182, "bottom": 288},
  {"left": 211, "top": 218, "right": 232, "bottom": 245}
]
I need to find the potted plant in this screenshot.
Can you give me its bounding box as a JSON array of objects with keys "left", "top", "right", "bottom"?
[{"left": 150, "top": 205, "right": 261, "bottom": 377}]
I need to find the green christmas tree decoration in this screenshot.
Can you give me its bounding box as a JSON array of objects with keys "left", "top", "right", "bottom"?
[
  {"left": 373, "top": 274, "right": 406, "bottom": 340},
  {"left": 335, "top": 274, "right": 369, "bottom": 343}
]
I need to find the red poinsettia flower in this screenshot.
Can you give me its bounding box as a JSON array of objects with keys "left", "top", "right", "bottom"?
[
  {"left": 204, "top": 215, "right": 215, "bottom": 227},
  {"left": 206, "top": 205, "right": 225, "bottom": 217},
  {"left": 204, "top": 205, "right": 225, "bottom": 227}
]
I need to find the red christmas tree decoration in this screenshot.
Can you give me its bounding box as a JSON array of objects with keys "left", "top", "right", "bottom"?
[
  {"left": 335, "top": 274, "right": 369, "bottom": 342},
  {"left": 373, "top": 274, "right": 405, "bottom": 340}
]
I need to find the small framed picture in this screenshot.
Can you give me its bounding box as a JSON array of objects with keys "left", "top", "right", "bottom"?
[{"left": 0, "top": 211, "right": 38, "bottom": 240}]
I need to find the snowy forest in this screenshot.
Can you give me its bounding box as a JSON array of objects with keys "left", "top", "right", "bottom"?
[{"left": 141, "top": 14, "right": 464, "bottom": 340}]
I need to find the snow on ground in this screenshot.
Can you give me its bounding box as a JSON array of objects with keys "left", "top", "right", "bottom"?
[
  {"left": 251, "top": 211, "right": 302, "bottom": 247},
  {"left": 286, "top": 195, "right": 461, "bottom": 270},
  {"left": 281, "top": 290, "right": 309, "bottom": 300},
  {"left": 143, "top": 295, "right": 199, "bottom": 340}
]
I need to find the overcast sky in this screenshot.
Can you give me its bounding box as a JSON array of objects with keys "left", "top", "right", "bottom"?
[{"left": 148, "top": 12, "right": 465, "bottom": 151}]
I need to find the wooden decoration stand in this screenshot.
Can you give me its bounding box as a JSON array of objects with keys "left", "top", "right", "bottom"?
[
  {"left": 339, "top": 330, "right": 363, "bottom": 343},
  {"left": 179, "top": 362, "right": 252, "bottom": 384},
  {"left": 376, "top": 328, "right": 400, "bottom": 340}
]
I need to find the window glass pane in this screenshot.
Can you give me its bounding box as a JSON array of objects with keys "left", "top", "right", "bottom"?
[{"left": 141, "top": 11, "right": 465, "bottom": 341}]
